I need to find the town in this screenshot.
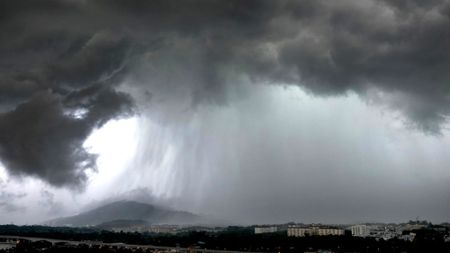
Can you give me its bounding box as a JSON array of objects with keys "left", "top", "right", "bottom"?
[{"left": 0, "top": 220, "right": 449, "bottom": 253}]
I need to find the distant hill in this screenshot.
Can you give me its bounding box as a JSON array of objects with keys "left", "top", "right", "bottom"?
[
  {"left": 96, "top": 219, "right": 149, "bottom": 230},
  {"left": 45, "top": 200, "right": 201, "bottom": 227}
]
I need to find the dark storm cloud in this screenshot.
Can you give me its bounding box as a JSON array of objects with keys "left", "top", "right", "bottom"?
[
  {"left": 0, "top": 89, "right": 133, "bottom": 187},
  {"left": 113, "top": 0, "right": 450, "bottom": 132},
  {"left": 0, "top": 0, "right": 136, "bottom": 187},
  {"left": 1, "top": 0, "right": 450, "bottom": 187}
]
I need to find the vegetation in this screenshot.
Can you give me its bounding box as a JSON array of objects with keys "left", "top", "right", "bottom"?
[{"left": 0, "top": 225, "right": 449, "bottom": 252}]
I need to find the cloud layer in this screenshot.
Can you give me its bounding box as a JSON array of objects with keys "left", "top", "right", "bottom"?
[{"left": 1, "top": 0, "right": 450, "bottom": 187}]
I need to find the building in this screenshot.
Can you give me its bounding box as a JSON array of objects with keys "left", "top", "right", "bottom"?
[
  {"left": 288, "top": 225, "right": 344, "bottom": 237},
  {"left": 287, "top": 226, "right": 309, "bottom": 237},
  {"left": 254, "top": 226, "right": 278, "bottom": 234},
  {"left": 350, "top": 225, "right": 370, "bottom": 237},
  {"left": 147, "top": 225, "right": 179, "bottom": 234}
]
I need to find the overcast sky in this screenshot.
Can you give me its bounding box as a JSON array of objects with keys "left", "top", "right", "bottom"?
[{"left": 1, "top": 0, "right": 450, "bottom": 224}]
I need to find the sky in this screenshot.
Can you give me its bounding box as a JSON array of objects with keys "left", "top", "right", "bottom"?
[{"left": 0, "top": 0, "right": 450, "bottom": 225}]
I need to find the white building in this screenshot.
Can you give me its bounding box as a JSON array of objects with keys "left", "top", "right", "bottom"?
[
  {"left": 350, "top": 225, "right": 370, "bottom": 237},
  {"left": 288, "top": 225, "right": 344, "bottom": 237},
  {"left": 287, "top": 226, "right": 310, "bottom": 237},
  {"left": 254, "top": 226, "right": 278, "bottom": 234}
]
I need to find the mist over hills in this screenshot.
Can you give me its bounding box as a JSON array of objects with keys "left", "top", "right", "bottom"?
[{"left": 45, "top": 201, "right": 204, "bottom": 227}]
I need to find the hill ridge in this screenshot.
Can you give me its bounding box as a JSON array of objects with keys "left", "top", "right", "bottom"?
[{"left": 45, "top": 200, "right": 200, "bottom": 227}]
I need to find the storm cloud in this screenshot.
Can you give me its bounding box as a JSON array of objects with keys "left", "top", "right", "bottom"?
[{"left": 1, "top": 0, "right": 450, "bottom": 187}]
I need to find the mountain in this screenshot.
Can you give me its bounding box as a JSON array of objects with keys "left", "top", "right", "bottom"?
[
  {"left": 45, "top": 200, "right": 201, "bottom": 227},
  {"left": 96, "top": 219, "right": 149, "bottom": 230}
]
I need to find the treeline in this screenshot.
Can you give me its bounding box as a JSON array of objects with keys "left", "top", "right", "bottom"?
[{"left": 1, "top": 225, "right": 449, "bottom": 253}]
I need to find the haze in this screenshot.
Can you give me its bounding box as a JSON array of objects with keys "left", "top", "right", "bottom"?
[{"left": 1, "top": 0, "right": 450, "bottom": 225}]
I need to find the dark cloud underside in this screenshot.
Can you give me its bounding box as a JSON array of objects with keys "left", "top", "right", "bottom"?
[{"left": 0, "top": 0, "right": 450, "bottom": 187}]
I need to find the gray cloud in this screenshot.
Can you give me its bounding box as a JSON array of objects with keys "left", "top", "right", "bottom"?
[
  {"left": 1, "top": 0, "right": 450, "bottom": 188},
  {"left": 0, "top": 1, "right": 137, "bottom": 187},
  {"left": 39, "top": 189, "right": 65, "bottom": 216},
  {"left": 0, "top": 186, "right": 27, "bottom": 213},
  {"left": 0, "top": 202, "right": 25, "bottom": 213},
  {"left": 0, "top": 88, "right": 133, "bottom": 188}
]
